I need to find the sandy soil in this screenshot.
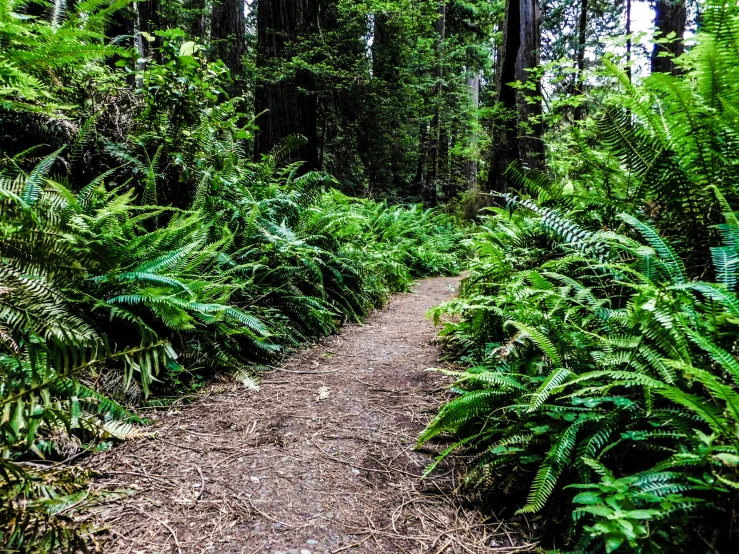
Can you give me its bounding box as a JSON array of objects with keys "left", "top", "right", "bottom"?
[{"left": 83, "top": 277, "right": 534, "bottom": 554}]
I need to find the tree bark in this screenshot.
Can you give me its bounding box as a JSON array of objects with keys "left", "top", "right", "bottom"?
[
  {"left": 573, "top": 0, "right": 587, "bottom": 120},
  {"left": 364, "top": 12, "right": 401, "bottom": 192},
  {"left": 415, "top": 123, "right": 429, "bottom": 195},
  {"left": 575, "top": 0, "right": 587, "bottom": 87},
  {"left": 626, "top": 0, "right": 632, "bottom": 82},
  {"left": 515, "top": 0, "right": 543, "bottom": 170},
  {"left": 310, "top": 2, "right": 369, "bottom": 189},
  {"left": 488, "top": 0, "right": 519, "bottom": 195},
  {"left": 463, "top": 73, "right": 480, "bottom": 191},
  {"left": 652, "top": 0, "right": 686, "bottom": 75},
  {"left": 254, "top": 0, "right": 319, "bottom": 169},
  {"left": 424, "top": 2, "right": 447, "bottom": 206},
  {"left": 211, "top": 0, "right": 245, "bottom": 80},
  {"left": 487, "top": 0, "right": 543, "bottom": 194},
  {"left": 106, "top": 5, "right": 135, "bottom": 83},
  {"left": 136, "top": 0, "right": 162, "bottom": 64}
]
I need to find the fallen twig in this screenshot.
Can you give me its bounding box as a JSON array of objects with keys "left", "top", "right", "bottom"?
[{"left": 133, "top": 506, "right": 182, "bottom": 554}]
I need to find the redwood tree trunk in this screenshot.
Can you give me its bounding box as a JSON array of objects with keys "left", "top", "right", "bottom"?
[
  {"left": 626, "top": 0, "right": 632, "bottom": 82},
  {"left": 488, "top": 0, "right": 543, "bottom": 193},
  {"left": 106, "top": 5, "right": 135, "bottom": 82},
  {"left": 515, "top": 0, "right": 543, "bottom": 170},
  {"left": 576, "top": 0, "right": 588, "bottom": 81},
  {"left": 363, "top": 12, "right": 402, "bottom": 192},
  {"left": 652, "top": 0, "right": 686, "bottom": 75},
  {"left": 573, "top": 0, "right": 588, "bottom": 120},
  {"left": 463, "top": 73, "right": 480, "bottom": 191},
  {"left": 254, "top": 0, "right": 319, "bottom": 170},
  {"left": 415, "top": 123, "right": 429, "bottom": 195},
  {"left": 424, "top": 2, "right": 447, "bottom": 206},
  {"left": 211, "top": 0, "right": 245, "bottom": 80}
]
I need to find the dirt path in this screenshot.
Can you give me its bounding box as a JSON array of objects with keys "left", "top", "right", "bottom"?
[{"left": 85, "top": 277, "right": 530, "bottom": 554}]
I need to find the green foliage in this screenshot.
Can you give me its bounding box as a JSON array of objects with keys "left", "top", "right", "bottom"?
[
  {"left": 0, "top": 462, "right": 91, "bottom": 553},
  {"left": 1, "top": 140, "right": 466, "bottom": 552},
  {"left": 421, "top": 202, "right": 739, "bottom": 552},
  {"left": 0, "top": 9, "right": 469, "bottom": 550},
  {"left": 421, "top": 3, "right": 739, "bottom": 552},
  {"left": 268, "top": 0, "right": 500, "bottom": 199},
  {"left": 567, "top": 461, "right": 701, "bottom": 554},
  {"left": 0, "top": 0, "right": 127, "bottom": 114}
]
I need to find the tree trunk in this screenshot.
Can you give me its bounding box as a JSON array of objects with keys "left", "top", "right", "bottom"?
[
  {"left": 575, "top": 0, "right": 587, "bottom": 86},
  {"left": 254, "top": 0, "right": 319, "bottom": 169},
  {"left": 211, "top": 0, "right": 245, "bottom": 80},
  {"left": 415, "top": 123, "right": 429, "bottom": 197},
  {"left": 573, "top": 0, "right": 587, "bottom": 120},
  {"left": 516, "top": 0, "right": 543, "bottom": 170},
  {"left": 488, "top": 0, "right": 520, "bottom": 195},
  {"left": 424, "top": 2, "right": 447, "bottom": 206},
  {"left": 136, "top": 0, "right": 162, "bottom": 64},
  {"left": 626, "top": 0, "right": 632, "bottom": 82},
  {"left": 23, "top": 1, "right": 45, "bottom": 17},
  {"left": 364, "top": 12, "right": 401, "bottom": 192},
  {"left": 488, "top": 0, "right": 543, "bottom": 194},
  {"left": 106, "top": 5, "right": 136, "bottom": 84},
  {"left": 106, "top": 6, "right": 135, "bottom": 44},
  {"left": 313, "top": 2, "right": 370, "bottom": 190},
  {"left": 652, "top": 0, "right": 686, "bottom": 75},
  {"left": 463, "top": 73, "right": 480, "bottom": 191}
]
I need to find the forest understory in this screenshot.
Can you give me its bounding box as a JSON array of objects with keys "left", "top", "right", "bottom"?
[
  {"left": 5, "top": 1, "right": 739, "bottom": 553},
  {"left": 81, "top": 277, "right": 532, "bottom": 554}
]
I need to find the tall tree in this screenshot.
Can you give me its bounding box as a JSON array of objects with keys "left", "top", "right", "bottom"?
[
  {"left": 652, "top": 0, "right": 687, "bottom": 74},
  {"left": 463, "top": 73, "right": 480, "bottom": 191},
  {"left": 576, "top": 0, "right": 588, "bottom": 85},
  {"left": 488, "top": 0, "right": 543, "bottom": 194},
  {"left": 183, "top": 0, "right": 206, "bottom": 39},
  {"left": 254, "top": 0, "right": 319, "bottom": 169},
  {"left": 362, "top": 1, "right": 442, "bottom": 201},
  {"left": 363, "top": 11, "right": 406, "bottom": 192},
  {"left": 573, "top": 0, "right": 588, "bottom": 119},
  {"left": 626, "top": 0, "right": 632, "bottom": 82},
  {"left": 312, "top": 0, "right": 368, "bottom": 183},
  {"left": 424, "top": 1, "right": 448, "bottom": 205},
  {"left": 106, "top": 4, "right": 136, "bottom": 79},
  {"left": 211, "top": 0, "right": 245, "bottom": 79}
]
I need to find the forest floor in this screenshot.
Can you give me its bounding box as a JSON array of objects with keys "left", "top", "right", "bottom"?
[{"left": 82, "top": 277, "right": 535, "bottom": 554}]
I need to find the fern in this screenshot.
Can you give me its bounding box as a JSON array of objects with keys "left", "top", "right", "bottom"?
[
  {"left": 422, "top": 62, "right": 739, "bottom": 548},
  {"left": 518, "top": 422, "right": 583, "bottom": 513}
]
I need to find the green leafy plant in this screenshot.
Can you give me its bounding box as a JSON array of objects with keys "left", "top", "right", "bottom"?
[
  {"left": 0, "top": 0, "right": 128, "bottom": 114},
  {"left": 0, "top": 8, "right": 471, "bottom": 549},
  {"left": 567, "top": 460, "right": 700, "bottom": 554},
  {"left": 420, "top": 4, "right": 739, "bottom": 552}
]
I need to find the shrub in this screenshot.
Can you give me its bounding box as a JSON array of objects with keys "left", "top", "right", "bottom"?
[{"left": 420, "top": 3, "right": 739, "bottom": 552}]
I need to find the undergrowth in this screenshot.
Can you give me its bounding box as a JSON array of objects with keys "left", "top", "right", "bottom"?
[
  {"left": 421, "top": 2, "right": 739, "bottom": 553},
  {"left": 0, "top": 7, "right": 467, "bottom": 550}
]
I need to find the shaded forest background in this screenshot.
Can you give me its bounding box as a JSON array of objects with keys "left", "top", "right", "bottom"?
[{"left": 3, "top": 0, "right": 693, "bottom": 207}]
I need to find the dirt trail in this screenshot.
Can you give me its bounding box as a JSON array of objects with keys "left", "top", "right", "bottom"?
[{"left": 86, "top": 277, "right": 530, "bottom": 554}]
